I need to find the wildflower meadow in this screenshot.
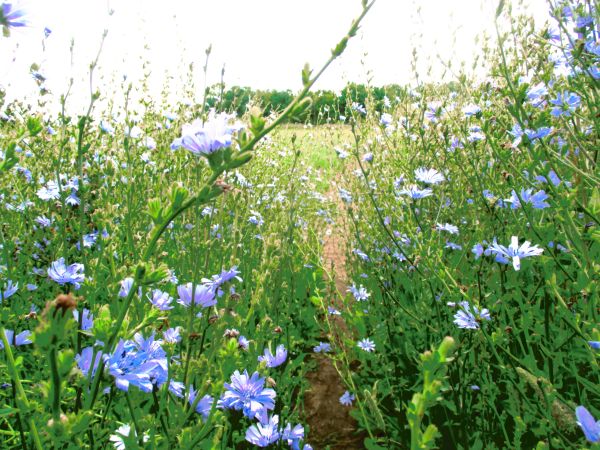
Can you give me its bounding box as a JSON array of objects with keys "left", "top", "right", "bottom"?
[{"left": 0, "top": 0, "right": 598, "bottom": 449}]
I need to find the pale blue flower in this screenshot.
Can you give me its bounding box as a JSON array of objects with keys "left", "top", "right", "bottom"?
[
  {"left": 1, "top": 279, "right": 17, "bottom": 301},
  {"left": 424, "top": 101, "right": 445, "bottom": 122},
  {"left": 505, "top": 188, "right": 550, "bottom": 210},
  {"left": 576, "top": 406, "right": 600, "bottom": 443},
  {"left": 338, "top": 188, "right": 352, "bottom": 204},
  {"left": 453, "top": 301, "right": 491, "bottom": 329},
  {"left": 588, "top": 341, "right": 600, "bottom": 350},
  {"left": 399, "top": 185, "right": 433, "bottom": 199},
  {"left": 147, "top": 289, "right": 174, "bottom": 311},
  {"left": 177, "top": 283, "right": 216, "bottom": 308},
  {"left": 313, "top": 342, "right": 332, "bottom": 353},
  {"left": 472, "top": 243, "right": 484, "bottom": 259},
  {"left": 188, "top": 387, "right": 213, "bottom": 420},
  {"left": 238, "top": 335, "right": 250, "bottom": 350},
  {"left": 352, "top": 248, "right": 369, "bottom": 261},
  {"left": 351, "top": 103, "right": 366, "bottom": 114},
  {"left": 380, "top": 113, "right": 393, "bottom": 126},
  {"left": 462, "top": 104, "right": 481, "bottom": 117},
  {"left": 282, "top": 422, "right": 305, "bottom": 450},
  {"left": 339, "top": 391, "right": 355, "bottom": 406},
  {"left": 220, "top": 370, "right": 276, "bottom": 418},
  {"left": 415, "top": 168, "right": 444, "bottom": 185},
  {"left": 1, "top": 3, "right": 27, "bottom": 31},
  {"left": 37, "top": 180, "right": 60, "bottom": 201},
  {"left": 104, "top": 332, "right": 168, "bottom": 393},
  {"left": 357, "top": 338, "right": 375, "bottom": 352},
  {"left": 35, "top": 215, "right": 53, "bottom": 227},
  {"left": 73, "top": 308, "right": 93, "bottom": 331},
  {"left": 468, "top": 129, "right": 486, "bottom": 142},
  {"left": 550, "top": 91, "right": 581, "bottom": 117},
  {"left": 445, "top": 242, "right": 462, "bottom": 250},
  {"left": 163, "top": 327, "right": 181, "bottom": 344},
  {"left": 258, "top": 344, "right": 287, "bottom": 368},
  {"left": 526, "top": 82, "right": 547, "bottom": 107},
  {"left": 436, "top": 223, "right": 459, "bottom": 235},
  {"left": 0, "top": 329, "right": 32, "bottom": 349},
  {"left": 118, "top": 277, "right": 135, "bottom": 298},
  {"left": 76, "top": 347, "right": 103, "bottom": 377},
  {"left": 327, "top": 306, "right": 341, "bottom": 315},
  {"left": 487, "top": 236, "right": 544, "bottom": 271},
  {"left": 47, "top": 258, "right": 85, "bottom": 289},
  {"left": 245, "top": 413, "right": 280, "bottom": 447},
  {"left": 180, "top": 111, "right": 240, "bottom": 156},
  {"left": 348, "top": 284, "right": 370, "bottom": 301},
  {"left": 99, "top": 120, "right": 114, "bottom": 135}
]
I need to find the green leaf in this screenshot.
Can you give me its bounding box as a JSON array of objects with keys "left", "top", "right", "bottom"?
[
  {"left": 496, "top": 0, "right": 505, "bottom": 17},
  {"left": 250, "top": 113, "right": 265, "bottom": 135},
  {"left": 170, "top": 186, "right": 189, "bottom": 210},
  {"left": 0, "top": 143, "right": 18, "bottom": 173},
  {"left": 332, "top": 37, "right": 349, "bottom": 57},
  {"left": 301, "top": 63, "right": 312, "bottom": 86},
  {"left": 364, "top": 438, "right": 387, "bottom": 450},
  {"left": 147, "top": 198, "right": 164, "bottom": 225},
  {"left": 0, "top": 406, "right": 20, "bottom": 416},
  {"left": 26, "top": 117, "right": 43, "bottom": 136}
]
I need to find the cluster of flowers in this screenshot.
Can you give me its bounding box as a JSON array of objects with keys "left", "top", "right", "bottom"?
[
  {"left": 117, "top": 266, "right": 241, "bottom": 312},
  {"left": 220, "top": 370, "right": 311, "bottom": 448}
]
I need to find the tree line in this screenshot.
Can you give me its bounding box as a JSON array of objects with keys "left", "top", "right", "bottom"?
[{"left": 203, "top": 83, "right": 409, "bottom": 124}]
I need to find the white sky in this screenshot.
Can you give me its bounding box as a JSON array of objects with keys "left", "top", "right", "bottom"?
[{"left": 1, "top": 0, "right": 549, "bottom": 114}]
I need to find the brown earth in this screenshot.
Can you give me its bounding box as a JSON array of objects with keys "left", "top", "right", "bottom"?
[{"left": 304, "top": 180, "right": 364, "bottom": 449}]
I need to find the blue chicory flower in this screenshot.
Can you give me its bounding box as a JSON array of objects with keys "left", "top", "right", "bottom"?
[
  {"left": 575, "top": 406, "right": 600, "bottom": 443},
  {"left": 0, "top": 329, "right": 32, "bottom": 349},
  {"left": 258, "top": 344, "right": 288, "bottom": 368},
  {"left": 72, "top": 308, "right": 94, "bottom": 331},
  {"left": 282, "top": 422, "right": 305, "bottom": 450},
  {"left": 313, "top": 342, "right": 332, "bottom": 353},
  {"left": 415, "top": 167, "right": 445, "bottom": 185},
  {"left": 47, "top": 258, "right": 85, "bottom": 289},
  {"left": 357, "top": 338, "right": 376, "bottom": 352},
  {"left": 76, "top": 347, "right": 103, "bottom": 377},
  {"left": 1, "top": 3, "right": 26, "bottom": 32},
  {"left": 163, "top": 327, "right": 182, "bottom": 344},
  {"left": 179, "top": 111, "right": 241, "bottom": 156},
  {"left": 177, "top": 283, "right": 216, "bottom": 308},
  {"left": 435, "top": 223, "right": 459, "bottom": 234},
  {"left": 399, "top": 185, "right": 433, "bottom": 199},
  {"left": 245, "top": 412, "right": 281, "bottom": 447},
  {"left": 188, "top": 387, "right": 214, "bottom": 420},
  {"left": 219, "top": 370, "right": 276, "bottom": 418},
  {"left": 487, "top": 236, "right": 544, "bottom": 271},
  {"left": 348, "top": 284, "right": 370, "bottom": 301},
  {"left": 453, "top": 301, "right": 491, "bottom": 329},
  {"left": 339, "top": 391, "right": 355, "bottom": 406},
  {"left": 147, "top": 289, "right": 174, "bottom": 310},
  {"left": 1, "top": 279, "right": 17, "bottom": 301},
  {"left": 550, "top": 91, "right": 581, "bottom": 117},
  {"left": 103, "top": 332, "right": 168, "bottom": 393}
]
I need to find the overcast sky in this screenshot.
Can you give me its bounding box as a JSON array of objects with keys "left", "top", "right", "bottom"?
[{"left": 0, "top": 0, "right": 549, "bottom": 113}]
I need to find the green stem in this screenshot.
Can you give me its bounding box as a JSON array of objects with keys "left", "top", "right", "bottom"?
[
  {"left": 126, "top": 391, "right": 142, "bottom": 446},
  {"left": 0, "top": 328, "right": 43, "bottom": 450},
  {"left": 49, "top": 345, "right": 61, "bottom": 422}
]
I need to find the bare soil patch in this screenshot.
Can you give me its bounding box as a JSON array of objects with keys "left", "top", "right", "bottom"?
[{"left": 304, "top": 180, "right": 363, "bottom": 449}]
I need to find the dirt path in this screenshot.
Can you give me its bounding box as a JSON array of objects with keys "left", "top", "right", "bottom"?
[{"left": 304, "top": 179, "right": 363, "bottom": 449}]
